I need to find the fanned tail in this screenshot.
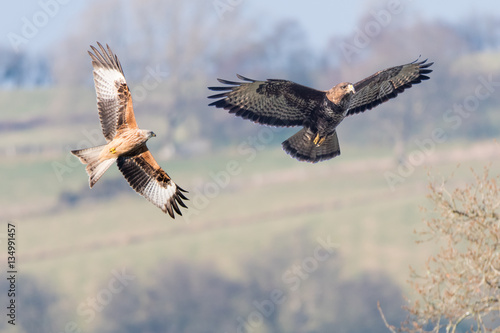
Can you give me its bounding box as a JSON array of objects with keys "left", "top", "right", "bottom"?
[{"left": 282, "top": 128, "right": 341, "bottom": 163}]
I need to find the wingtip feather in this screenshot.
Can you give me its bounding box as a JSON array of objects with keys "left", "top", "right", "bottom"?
[
  {"left": 207, "top": 92, "right": 230, "bottom": 100},
  {"left": 207, "top": 86, "right": 233, "bottom": 92},
  {"left": 217, "top": 78, "right": 241, "bottom": 85},
  {"left": 236, "top": 74, "right": 255, "bottom": 82}
]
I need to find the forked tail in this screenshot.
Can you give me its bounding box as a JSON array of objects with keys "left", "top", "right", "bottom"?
[{"left": 71, "top": 145, "right": 116, "bottom": 188}]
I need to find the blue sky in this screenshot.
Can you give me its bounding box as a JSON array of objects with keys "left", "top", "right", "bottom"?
[
  {"left": 247, "top": 0, "right": 498, "bottom": 49},
  {"left": 1, "top": 0, "right": 498, "bottom": 53}
]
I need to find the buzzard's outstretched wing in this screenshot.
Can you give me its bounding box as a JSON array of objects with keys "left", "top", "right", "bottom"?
[
  {"left": 89, "top": 42, "right": 138, "bottom": 141},
  {"left": 117, "top": 150, "right": 188, "bottom": 218},
  {"left": 346, "top": 59, "right": 433, "bottom": 116},
  {"left": 208, "top": 75, "right": 325, "bottom": 127}
]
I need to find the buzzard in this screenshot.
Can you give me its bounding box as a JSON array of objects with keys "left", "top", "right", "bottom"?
[
  {"left": 71, "top": 42, "right": 188, "bottom": 218},
  {"left": 208, "top": 59, "right": 433, "bottom": 163}
]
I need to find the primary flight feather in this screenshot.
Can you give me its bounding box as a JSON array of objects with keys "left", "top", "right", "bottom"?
[
  {"left": 71, "top": 42, "right": 188, "bottom": 218},
  {"left": 208, "top": 59, "right": 433, "bottom": 163}
]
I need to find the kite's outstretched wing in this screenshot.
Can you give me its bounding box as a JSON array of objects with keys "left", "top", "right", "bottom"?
[
  {"left": 117, "top": 149, "right": 188, "bottom": 218},
  {"left": 89, "top": 42, "right": 138, "bottom": 141},
  {"left": 346, "top": 59, "right": 433, "bottom": 116},
  {"left": 208, "top": 75, "right": 325, "bottom": 127}
]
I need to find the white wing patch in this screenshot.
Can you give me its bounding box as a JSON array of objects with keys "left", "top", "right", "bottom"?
[
  {"left": 116, "top": 154, "right": 187, "bottom": 217},
  {"left": 88, "top": 43, "right": 130, "bottom": 142},
  {"left": 94, "top": 67, "right": 125, "bottom": 96},
  {"left": 93, "top": 67, "right": 128, "bottom": 141},
  {"left": 142, "top": 178, "right": 178, "bottom": 211}
]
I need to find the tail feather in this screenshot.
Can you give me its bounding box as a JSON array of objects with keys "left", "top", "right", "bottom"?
[
  {"left": 282, "top": 128, "right": 341, "bottom": 163},
  {"left": 71, "top": 145, "right": 116, "bottom": 188}
]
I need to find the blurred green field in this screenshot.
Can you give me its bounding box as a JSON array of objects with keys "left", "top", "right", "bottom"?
[
  {"left": 2, "top": 87, "right": 500, "bottom": 331},
  {"left": 7, "top": 136, "right": 499, "bottom": 305}
]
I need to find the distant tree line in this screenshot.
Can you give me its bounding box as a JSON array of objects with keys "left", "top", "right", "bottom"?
[
  {"left": 0, "top": 47, "right": 51, "bottom": 88},
  {"left": 3, "top": 0, "right": 500, "bottom": 155}
]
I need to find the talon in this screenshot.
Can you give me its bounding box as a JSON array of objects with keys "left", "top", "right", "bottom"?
[
  {"left": 313, "top": 134, "right": 325, "bottom": 146},
  {"left": 109, "top": 147, "right": 116, "bottom": 154},
  {"left": 313, "top": 133, "right": 320, "bottom": 145}
]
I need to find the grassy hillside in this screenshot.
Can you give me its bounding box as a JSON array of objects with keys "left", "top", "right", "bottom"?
[
  {"left": 6, "top": 138, "right": 498, "bottom": 328},
  {"left": 2, "top": 87, "right": 499, "bottom": 332}
]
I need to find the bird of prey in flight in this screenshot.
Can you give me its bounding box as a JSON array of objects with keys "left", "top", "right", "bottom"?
[
  {"left": 71, "top": 42, "right": 188, "bottom": 218},
  {"left": 208, "top": 59, "right": 433, "bottom": 163}
]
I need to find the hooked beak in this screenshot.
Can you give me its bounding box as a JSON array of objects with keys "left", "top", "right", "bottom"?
[{"left": 347, "top": 84, "right": 355, "bottom": 94}]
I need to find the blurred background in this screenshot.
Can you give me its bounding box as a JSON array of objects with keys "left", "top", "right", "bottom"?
[{"left": 1, "top": 0, "right": 500, "bottom": 332}]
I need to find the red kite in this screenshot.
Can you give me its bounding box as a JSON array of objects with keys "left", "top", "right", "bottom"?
[{"left": 71, "top": 43, "right": 188, "bottom": 218}]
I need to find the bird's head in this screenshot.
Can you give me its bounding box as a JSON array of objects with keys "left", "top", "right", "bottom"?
[
  {"left": 344, "top": 83, "right": 355, "bottom": 95},
  {"left": 326, "top": 82, "right": 355, "bottom": 105},
  {"left": 146, "top": 130, "right": 156, "bottom": 139}
]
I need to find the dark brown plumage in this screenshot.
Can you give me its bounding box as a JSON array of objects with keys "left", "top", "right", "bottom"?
[{"left": 208, "top": 59, "right": 433, "bottom": 163}]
